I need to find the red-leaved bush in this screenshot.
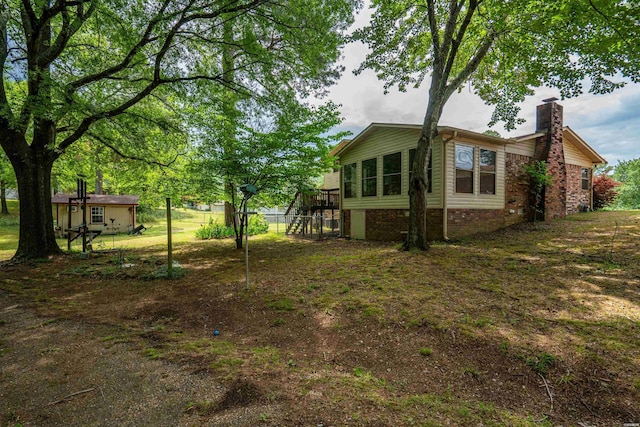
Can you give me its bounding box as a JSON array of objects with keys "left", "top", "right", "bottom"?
[{"left": 593, "top": 174, "right": 620, "bottom": 209}]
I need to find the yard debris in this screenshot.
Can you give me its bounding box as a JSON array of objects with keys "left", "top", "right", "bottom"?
[{"left": 45, "top": 388, "right": 96, "bottom": 407}]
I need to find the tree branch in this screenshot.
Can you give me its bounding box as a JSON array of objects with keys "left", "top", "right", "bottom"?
[
  {"left": 39, "top": 1, "right": 96, "bottom": 68},
  {"left": 426, "top": 0, "right": 442, "bottom": 70},
  {"left": 587, "top": 0, "right": 632, "bottom": 50},
  {"left": 88, "top": 131, "right": 182, "bottom": 168},
  {"left": 446, "top": 29, "right": 495, "bottom": 98},
  {"left": 442, "top": 0, "right": 478, "bottom": 88}
]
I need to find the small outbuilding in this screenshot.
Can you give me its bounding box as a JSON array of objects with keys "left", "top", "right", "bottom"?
[{"left": 52, "top": 193, "right": 140, "bottom": 235}]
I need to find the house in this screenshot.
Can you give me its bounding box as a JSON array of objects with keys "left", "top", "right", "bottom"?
[
  {"left": 332, "top": 101, "right": 606, "bottom": 241},
  {"left": 52, "top": 193, "right": 140, "bottom": 235}
]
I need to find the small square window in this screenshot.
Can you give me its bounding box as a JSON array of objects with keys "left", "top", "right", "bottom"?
[
  {"left": 581, "top": 168, "right": 589, "bottom": 190},
  {"left": 91, "top": 206, "right": 104, "bottom": 224}
]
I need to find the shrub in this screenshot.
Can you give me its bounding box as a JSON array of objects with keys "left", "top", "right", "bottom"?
[
  {"left": 248, "top": 214, "right": 269, "bottom": 235},
  {"left": 592, "top": 174, "right": 620, "bottom": 210},
  {"left": 195, "top": 219, "right": 234, "bottom": 239},
  {"left": 195, "top": 213, "right": 269, "bottom": 240}
]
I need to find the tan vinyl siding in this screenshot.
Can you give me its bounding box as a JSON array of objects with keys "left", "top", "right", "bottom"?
[
  {"left": 563, "top": 137, "right": 593, "bottom": 167},
  {"left": 446, "top": 140, "right": 506, "bottom": 210},
  {"left": 340, "top": 127, "right": 442, "bottom": 210},
  {"left": 506, "top": 139, "right": 535, "bottom": 157},
  {"left": 55, "top": 205, "right": 134, "bottom": 234}
]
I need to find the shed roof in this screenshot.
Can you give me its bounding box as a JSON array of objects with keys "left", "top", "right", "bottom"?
[{"left": 52, "top": 193, "right": 140, "bottom": 205}]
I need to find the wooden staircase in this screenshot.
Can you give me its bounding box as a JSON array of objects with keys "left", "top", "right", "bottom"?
[{"left": 285, "top": 189, "right": 340, "bottom": 238}]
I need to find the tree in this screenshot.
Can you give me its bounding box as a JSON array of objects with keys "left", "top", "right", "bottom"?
[
  {"left": 592, "top": 174, "right": 620, "bottom": 210},
  {"left": 613, "top": 158, "right": 640, "bottom": 209},
  {"left": 191, "top": 95, "right": 345, "bottom": 248},
  {"left": 0, "top": 0, "right": 358, "bottom": 259},
  {"left": 355, "top": 0, "right": 640, "bottom": 250}
]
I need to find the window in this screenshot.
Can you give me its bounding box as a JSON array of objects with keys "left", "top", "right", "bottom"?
[
  {"left": 409, "top": 149, "right": 433, "bottom": 193},
  {"left": 479, "top": 149, "right": 496, "bottom": 194},
  {"left": 581, "top": 168, "right": 589, "bottom": 190},
  {"left": 455, "top": 144, "right": 474, "bottom": 193},
  {"left": 361, "top": 158, "right": 377, "bottom": 197},
  {"left": 383, "top": 152, "right": 402, "bottom": 195},
  {"left": 91, "top": 206, "right": 104, "bottom": 224},
  {"left": 343, "top": 163, "right": 356, "bottom": 198}
]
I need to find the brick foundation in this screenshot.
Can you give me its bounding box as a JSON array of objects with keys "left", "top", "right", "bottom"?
[
  {"left": 342, "top": 208, "right": 443, "bottom": 241},
  {"left": 446, "top": 208, "right": 506, "bottom": 239}
]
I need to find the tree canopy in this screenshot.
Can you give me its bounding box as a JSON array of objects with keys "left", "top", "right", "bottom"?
[{"left": 0, "top": 0, "right": 359, "bottom": 258}]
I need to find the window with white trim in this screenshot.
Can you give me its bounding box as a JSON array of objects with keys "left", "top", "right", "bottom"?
[
  {"left": 343, "top": 163, "right": 356, "bottom": 198},
  {"left": 91, "top": 206, "right": 104, "bottom": 224},
  {"left": 480, "top": 149, "right": 497, "bottom": 194},
  {"left": 383, "top": 152, "right": 402, "bottom": 195},
  {"left": 581, "top": 168, "right": 589, "bottom": 190},
  {"left": 455, "top": 144, "right": 474, "bottom": 193},
  {"left": 361, "top": 158, "right": 377, "bottom": 197}
]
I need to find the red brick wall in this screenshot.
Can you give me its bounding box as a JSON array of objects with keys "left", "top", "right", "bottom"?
[
  {"left": 342, "top": 208, "right": 444, "bottom": 241},
  {"left": 446, "top": 209, "right": 505, "bottom": 239},
  {"left": 566, "top": 164, "right": 591, "bottom": 214},
  {"left": 505, "top": 153, "right": 532, "bottom": 226},
  {"left": 365, "top": 209, "right": 410, "bottom": 241}
]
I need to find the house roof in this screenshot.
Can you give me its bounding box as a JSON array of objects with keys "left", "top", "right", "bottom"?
[
  {"left": 333, "top": 123, "right": 516, "bottom": 157},
  {"left": 514, "top": 127, "right": 606, "bottom": 164},
  {"left": 52, "top": 193, "right": 140, "bottom": 205},
  {"left": 334, "top": 122, "right": 605, "bottom": 165},
  {"left": 329, "top": 139, "right": 351, "bottom": 157}
]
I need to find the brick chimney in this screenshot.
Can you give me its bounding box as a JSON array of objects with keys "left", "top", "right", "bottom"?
[{"left": 534, "top": 100, "right": 567, "bottom": 220}]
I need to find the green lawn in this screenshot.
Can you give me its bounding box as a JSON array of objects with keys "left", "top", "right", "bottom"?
[{"left": 0, "top": 201, "right": 284, "bottom": 260}]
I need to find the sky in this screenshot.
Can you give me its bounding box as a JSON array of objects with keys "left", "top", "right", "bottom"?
[{"left": 326, "top": 4, "right": 640, "bottom": 165}]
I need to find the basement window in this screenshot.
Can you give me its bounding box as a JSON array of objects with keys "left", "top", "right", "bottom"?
[
  {"left": 383, "top": 152, "right": 402, "bottom": 195},
  {"left": 91, "top": 206, "right": 104, "bottom": 224},
  {"left": 455, "top": 144, "right": 474, "bottom": 194},
  {"left": 581, "top": 168, "right": 589, "bottom": 190},
  {"left": 362, "top": 158, "right": 377, "bottom": 197},
  {"left": 343, "top": 163, "right": 356, "bottom": 198}
]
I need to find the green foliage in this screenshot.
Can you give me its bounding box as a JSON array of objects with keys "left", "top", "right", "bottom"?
[
  {"left": 526, "top": 352, "right": 557, "bottom": 375},
  {"left": 247, "top": 214, "right": 269, "bottom": 235},
  {"left": 0, "top": 0, "right": 360, "bottom": 258},
  {"left": 195, "top": 219, "right": 235, "bottom": 240},
  {"left": 524, "top": 161, "right": 553, "bottom": 219},
  {"left": 419, "top": 347, "right": 433, "bottom": 357},
  {"left": 268, "top": 298, "right": 295, "bottom": 312},
  {"left": 613, "top": 158, "right": 640, "bottom": 209},
  {"left": 195, "top": 214, "right": 269, "bottom": 240}
]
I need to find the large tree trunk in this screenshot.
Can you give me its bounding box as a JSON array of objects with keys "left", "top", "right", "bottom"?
[
  {"left": 10, "top": 148, "right": 62, "bottom": 259},
  {"left": 0, "top": 180, "right": 8, "bottom": 215},
  {"left": 403, "top": 94, "right": 445, "bottom": 251}
]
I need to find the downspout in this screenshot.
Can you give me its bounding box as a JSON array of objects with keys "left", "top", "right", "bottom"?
[
  {"left": 441, "top": 131, "right": 457, "bottom": 240},
  {"left": 590, "top": 164, "right": 594, "bottom": 211},
  {"left": 339, "top": 164, "right": 344, "bottom": 237}
]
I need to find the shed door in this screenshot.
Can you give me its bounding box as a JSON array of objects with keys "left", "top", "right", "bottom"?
[{"left": 350, "top": 209, "right": 366, "bottom": 240}]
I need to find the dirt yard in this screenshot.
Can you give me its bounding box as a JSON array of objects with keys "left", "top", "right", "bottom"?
[{"left": 1, "top": 210, "right": 639, "bottom": 426}]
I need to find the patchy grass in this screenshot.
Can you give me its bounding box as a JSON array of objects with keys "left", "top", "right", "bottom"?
[{"left": 1, "top": 210, "right": 639, "bottom": 425}]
